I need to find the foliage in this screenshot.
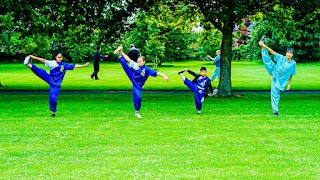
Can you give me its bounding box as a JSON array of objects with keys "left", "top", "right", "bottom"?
[
  {"left": 0, "top": 0, "right": 156, "bottom": 62},
  {"left": 248, "top": 5, "right": 320, "bottom": 62},
  {"left": 121, "top": 2, "right": 196, "bottom": 63}
]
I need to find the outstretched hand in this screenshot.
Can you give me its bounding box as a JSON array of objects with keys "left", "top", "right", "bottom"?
[
  {"left": 163, "top": 76, "right": 169, "bottom": 82},
  {"left": 85, "top": 62, "right": 90, "bottom": 66}
]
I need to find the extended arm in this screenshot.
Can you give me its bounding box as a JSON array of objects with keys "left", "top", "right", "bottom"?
[
  {"left": 29, "top": 55, "right": 45, "bottom": 63},
  {"left": 186, "top": 69, "right": 197, "bottom": 77},
  {"left": 258, "top": 41, "right": 276, "bottom": 55},
  {"left": 207, "top": 55, "right": 220, "bottom": 62},
  {"left": 120, "top": 48, "right": 132, "bottom": 63},
  {"left": 75, "top": 62, "right": 90, "bottom": 68},
  {"left": 286, "top": 75, "right": 293, "bottom": 90},
  {"left": 157, "top": 72, "right": 169, "bottom": 82}
]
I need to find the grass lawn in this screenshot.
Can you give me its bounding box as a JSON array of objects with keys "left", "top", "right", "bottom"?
[
  {"left": 1, "top": 93, "right": 320, "bottom": 179},
  {"left": 0, "top": 60, "right": 319, "bottom": 91}
]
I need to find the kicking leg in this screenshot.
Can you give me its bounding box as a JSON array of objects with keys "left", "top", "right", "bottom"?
[
  {"left": 261, "top": 49, "right": 275, "bottom": 75},
  {"left": 119, "top": 56, "right": 134, "bottom": 82},
  {"left": 29, "top": 64, "right": 51, "bottom": 84}
]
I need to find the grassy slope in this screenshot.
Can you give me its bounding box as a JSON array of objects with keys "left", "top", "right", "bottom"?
[
  {"left": 1, "top": 93, "right": 320, "bottom": 179},
  {"left": 0, "top": 61, "right": 319, "bottom": 91}
]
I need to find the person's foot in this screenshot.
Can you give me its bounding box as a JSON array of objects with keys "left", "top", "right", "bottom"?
[
  {"left": 273, "top": 112, "right": 278, "bottom": 116},
  {"left": 95, "top": 78, "right": 100, "bottom": 80},
  {"left": 113, "top": 46, "right": 123, "bottom": 54},
  {"left": 52, "top": 114, "right": 56, "bottom": 117},
  {"left": 90, "top": 75, "right": 94, "bottom": 80},
  {"left": 178, "top": 70, "right": 185, "bottom": 75},
  {"left": 135, "top": 112, "right": 142, "bottom": 118},
  {"left": 197, "top": 110, "right": 201, "bottom": 114},
  {"left": 23, "top": 56, "right": 31, "bottom": 66}
]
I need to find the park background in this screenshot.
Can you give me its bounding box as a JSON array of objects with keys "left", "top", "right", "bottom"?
[{"left": 1, "top": 0, "right": 320, "bottom": 179}]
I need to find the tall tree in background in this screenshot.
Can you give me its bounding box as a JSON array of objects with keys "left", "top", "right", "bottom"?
[{"left": 186, "top": 0, "right": 319, "bottom": 96}]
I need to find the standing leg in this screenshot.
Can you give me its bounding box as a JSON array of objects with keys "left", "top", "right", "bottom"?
[
  {"left": 210, "top": 67, "right": 220, "bottom": 81},
  {"left": 271, "top": 78, "right": 280, "bottom": 115},
  {"left": 95, "top": 63, "right": 100, "bottom": 80},
  {"left": 49, "top": 86, "right": 61, "bottom": 117},
  {"left": 91, "top": 63, "right": 99, "bottom": 79},
  {"left": 261, "top": 49, "right": 276, "bottom": 75},
  {"left": 133, "top": 85, "right": 143, "bottom": 118}
]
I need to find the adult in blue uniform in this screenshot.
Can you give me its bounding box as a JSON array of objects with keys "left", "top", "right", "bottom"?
[
  {"left": 128, "top": 44, "right": 140, "bottom": 62},
  {"left": 91, "top": 46, "right": 108, "bottom": 80},
  {"left": 114, "top": 46, "right": 169, "bottom": 118},
  {"left": 258, "top": 40, "right": 296, "bottom": 116},
  {"left": 178, "top": 67, "right": 213, "bottom": 114},
  {"left": 23, "top": 53, "right": 90, "bottom": 117},
  {"left": 207, "top": 50, "right": 221, "bottom": 82}
]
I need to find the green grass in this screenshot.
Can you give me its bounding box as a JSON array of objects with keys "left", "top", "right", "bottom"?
[
  {"left": 1, "top": 93, "right": 320, "bottom": 179},
  {"left": 1, "top": 60, "right": 319, "bottom": 91}
]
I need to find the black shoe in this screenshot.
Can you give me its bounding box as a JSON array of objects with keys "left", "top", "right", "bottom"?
[
  {"left": 90, "top": 75, "right": 94, "bottom": 80},
  {"left": 95, "top": 78, "right": 100, "bottom": 80},
  {"left": 178, "top": 70, "right": 185, "bottom": 75},
  {"left": 52, "top": 114, "right": 56, "bottom": 117},
  {"left": 273, "top": 112, "right": 278, "bottom": 116}
]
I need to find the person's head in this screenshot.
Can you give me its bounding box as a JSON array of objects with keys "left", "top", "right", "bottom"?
[
  {"left": 130, "top": 44, "right": 135, "bottom": 48},
  {"left": 216, "top": 50, "right": 221, "bottom": 55},
  {"left": 137, "top": 56, "right": 146, "bottom": 67},
  {"left": 96, "top": 45, "right": 101, "bottom": 52},
  {"left": 56, "top": 52, "right": 63, "bottom": 62},
  {"left": 200, "top": 67, "right": 207, "bottom": 77},
  {"left": 286, "top": 48, "right": 294, "bottom": 60}
]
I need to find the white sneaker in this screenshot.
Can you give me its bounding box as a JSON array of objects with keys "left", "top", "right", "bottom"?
[
  {"left": 197, "top": 110, "right": 201, "bottom": 114},
  {"left": 23, "top": 56, "right": 30, "bottom": 66},
  {"left": 135, "top": 113, "right": 142, "bottom": 118},
  {"left": 113, "top": 46, "right": 123, "bottom": 54}
]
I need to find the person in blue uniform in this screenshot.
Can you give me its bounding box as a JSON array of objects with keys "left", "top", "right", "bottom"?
[
  {"left": 178, "top": 67, "right": 213, "bottom": 114},
  {"left": 128, "top": 44, "right": 140, "bottom": 62},
  {"left": 23, "top": 53, "right": 90, "bottom": 117},
  {"left": 207, "top": 50, "right": 221, "bottom": 82},
  {"left": 91, "top": 45, "right": 108, "bottom": 80},
  {"left": 258, "top": 40, "right": 296, "bottom": 116},
  {"left": 114, "top": 46, "right": 169, "bottom": 118}
]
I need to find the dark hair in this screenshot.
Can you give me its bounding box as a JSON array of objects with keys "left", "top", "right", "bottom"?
[
  {"left": 130, "top": 44, "right": 134, "bottom": 48},
  {"left": 200, "top": 67, "right": 207, "bottom": 71},
  {"left": 96, "top": 45, "right": 100, "bottom": 51},
  {"left": 286, "top": 48, "right": 294, "bottom": 54},
  {"left": 57, "top": 52, "right": 63, "bottom": 56}
]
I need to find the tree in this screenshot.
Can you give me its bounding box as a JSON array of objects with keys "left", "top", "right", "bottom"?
[
  {"left": 0, "top": 0, "right": 158, "bottom": 62},
  {"left": 185, "top": 0, "right": 319, "bottom": 96}
]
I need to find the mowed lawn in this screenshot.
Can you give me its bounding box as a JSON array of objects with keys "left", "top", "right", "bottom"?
[
  {"left": 0, "top": 60, "right": 319, "bottom": 91},
  {"left": 1, "top": 93, "right": 320, "bottom": 179}
]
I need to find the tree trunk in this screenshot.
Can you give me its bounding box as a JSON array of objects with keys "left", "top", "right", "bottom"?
[{"left": 218, "top": 23, "right": 233, "bottom": 96}]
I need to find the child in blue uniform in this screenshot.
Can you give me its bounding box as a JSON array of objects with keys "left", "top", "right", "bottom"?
[
  {"left": 114, "top": 46, "right": 169, "bottom": 118},
  {"left": 178, "top": 67, "right": 213, "bottom": 114},
  {"left": 258, "top": 40, "right": 296, "bottom": 116},
  {"left": 207, "top": 50, "right": 221, "bottom": 82},
  {"left": 23, "top": 53, "right": 89, "bottom": 117}
]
